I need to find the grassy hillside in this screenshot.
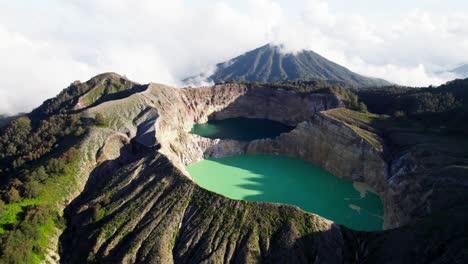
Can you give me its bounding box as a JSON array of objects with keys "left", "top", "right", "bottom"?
[
  {"left": 0, "top": 113, "right": 87, "bottom": 263},
  {"left": 0, "top": 74, "right": 134, "bottom": 263}
]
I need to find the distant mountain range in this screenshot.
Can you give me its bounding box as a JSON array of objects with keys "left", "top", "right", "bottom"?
[
  {"left": 450, "top": 64, "right": 468, "bottom": 78},
  {"left": 184, "top": 44, "right": 391, "bottom": 87}
]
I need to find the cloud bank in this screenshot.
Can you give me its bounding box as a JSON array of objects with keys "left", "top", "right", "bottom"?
[{"left": 0, "top": 0, "right": 467, "bottom": 113}]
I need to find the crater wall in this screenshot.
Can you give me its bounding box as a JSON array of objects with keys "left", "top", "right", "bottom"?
[{"left": 58, "top": 80, "right": 466, "bottom": 263}]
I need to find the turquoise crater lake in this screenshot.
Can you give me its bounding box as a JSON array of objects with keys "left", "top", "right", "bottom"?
[
  {"left": 187, "top": 154, "right": 384, "bottom": 231},
  {"left": 190, "top": 117, "right": 294, "bottom": 141}
]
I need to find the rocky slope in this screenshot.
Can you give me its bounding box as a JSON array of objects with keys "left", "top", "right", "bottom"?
[
  {"left": 31, "top": 73, "right": 466, "bottom": 263},
  {"left": 61, "top": 153, "right": 353, "bottom": 263}
]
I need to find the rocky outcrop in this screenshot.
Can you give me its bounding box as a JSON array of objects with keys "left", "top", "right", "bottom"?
[{"left": 383, "top": 136, "right": 468, "bottom": 228}]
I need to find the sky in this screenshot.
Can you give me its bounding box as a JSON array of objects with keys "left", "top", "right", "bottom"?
[{"left": 1, "top": 0, "right": 468, "bottom": 114}]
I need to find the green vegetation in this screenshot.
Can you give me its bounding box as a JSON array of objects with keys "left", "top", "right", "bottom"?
[
  {"left": 319, "top": 79, "right": 468, "bottom": 158},
  {"left": 78, "top": 79, "right": 134, "bottom": 108},
  {"left": 0, "top": 149, "right": 81, "bottom": 263},
  {"left": 0, "top": 114, "right": 25, "bottom": 128},
  {"left": 32, "top": 72, "right": 135, "bottom": 118},
  {"left": 0, "top": 204, "right": 58, "bottom": 263},
  {"left": 0, "top": 198, "right": 39, "bottom": 234},
  {"left": 32, "top": 81, "right": 92, "bottom": 118},
  {"left": 0, "top": 140, "right": 82, "bottom": 260},
  {"left": 94, "top": 113, "right": 108, "bottom": 127},
  {"left": 317, "top": 86, "right": 368, "bottom": 112},
  {"left": 323, "top": 108, "right": 388, "bottom": 127},
  {"left": 0, "top": 114, "right": 85, "bottom": 177},
  {"left": 0, "top": 106, "right": 88, "bottom": 263},
  {"left": 323, "top": 109, "right": 388, "bottom": 151},
  {"left": 0, "top": 72, "right": 132, "bottom": 261},
  {"left": 187, "top": 44, "right": 390, "bottom": 87},
  {"left": 0, "top": 71, "right": 467, "bottom": 262},
  {"left": 356, "top": 78, "right": 468, "bottom": 136},
  {"left": 236, "top": 79, "right": 351, "bottom": 93}
]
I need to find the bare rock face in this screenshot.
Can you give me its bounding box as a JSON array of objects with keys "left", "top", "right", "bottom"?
[
  {"left": 383, "top": 139, "right": 468, "bottom": 228},
  {"left": 58, "top": 78, "right": 468, "bottom": 263},
  {"left": 177, "top": 84, "right": 343, "bottom": 126},
  {"left": 150, "top": 83, "right": 343, "bottom": 169},
  {"left": 206, "top": 86, "right": 344, "bottom": 125}
]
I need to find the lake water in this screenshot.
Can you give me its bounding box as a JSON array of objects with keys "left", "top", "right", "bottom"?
[
  {"left": 187, "top": 154, "right": 384, "bottom": 231},
  {"left": 190, "top": 117, "right": 294, "bottom": 141}
]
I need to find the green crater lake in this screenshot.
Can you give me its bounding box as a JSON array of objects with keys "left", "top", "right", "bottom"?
[
  {"left": 187, "top": 154, "right": 384, "bottom": 231},
  {"left": 190, "top": 117, "right": 294, "bottom": 141}
]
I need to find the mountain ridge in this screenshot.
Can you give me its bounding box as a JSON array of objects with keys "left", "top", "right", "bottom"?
[{"left": 185, "top": 44, "right": 392, "bottom": 87}]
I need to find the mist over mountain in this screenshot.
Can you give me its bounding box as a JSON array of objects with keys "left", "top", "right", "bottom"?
[
  {"left": 450, "top": 64, "right": 468, "bottom": 78},
  {"left": 185, "top": 44, "right": 392, "bottom": 87}
]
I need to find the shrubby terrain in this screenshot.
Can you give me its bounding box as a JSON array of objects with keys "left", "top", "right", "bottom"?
[{"left": 0, "top": 73, "right": 136, "bottom": 263}]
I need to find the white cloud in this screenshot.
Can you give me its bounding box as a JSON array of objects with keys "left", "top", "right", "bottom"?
[
  {"left": 273, "top": 0, "right": 468, "bottom": 87},
  {"left": 0, "top": 25, "right": 95, "bottom": 114},
  {"left": 0, "top": 0, "right": 467, "bottom": 113},
  {"left": 348, "top": 59, "right": 458, "bottom": 87},
  {"left": 97, "top": 46, "right": 176, "bottom": 85}
]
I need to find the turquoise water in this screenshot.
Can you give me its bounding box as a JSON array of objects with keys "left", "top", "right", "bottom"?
[
  {"left": 187, "top": 154, "right": 384, "bottom": 231},
  {"left": 190, "top": 117, "right": 294, "bottom": 141}
]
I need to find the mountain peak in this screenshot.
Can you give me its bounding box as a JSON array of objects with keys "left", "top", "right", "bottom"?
[
  {"left": 186, "top": 44, "right": 391, "bottom": 87},
  {"left": 31, "top": 72, "right": 138, "bottom": 118}
]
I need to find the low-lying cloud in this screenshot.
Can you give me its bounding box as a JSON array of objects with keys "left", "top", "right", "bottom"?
[{"left": 0, "top": 0, "right": 467, "bottom": 114}]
